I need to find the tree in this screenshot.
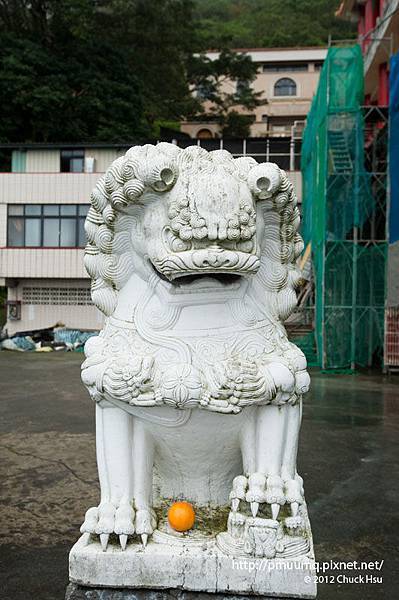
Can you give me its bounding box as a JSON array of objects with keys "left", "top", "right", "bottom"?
[
  {"left": 0, "top": 0, "right": 202, "bottom": 142},
  {"left": 221, "top": 111, "right": 255, "bottom": 138},
  {"left": 0, "top": 32, "right": 150, "bottom": 143},
  {"left": 187, "top": 49, "right": 266, "bottom": 137},
  {"left": 0, "top": 0, "right": 151, "bottom": 142},
  {"left": 102, "top": 0, "right": 199, "bottom": 126}
]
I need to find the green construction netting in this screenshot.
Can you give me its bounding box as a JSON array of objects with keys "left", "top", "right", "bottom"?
[{"left": 300, "top": 46, "right": 387, "bottom": 370}]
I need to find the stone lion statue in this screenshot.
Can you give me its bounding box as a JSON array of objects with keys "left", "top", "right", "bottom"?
[{"left": 79, "top": 143, "right": 310, "bottom": 560}]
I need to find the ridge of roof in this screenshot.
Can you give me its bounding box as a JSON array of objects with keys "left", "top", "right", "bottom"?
[{"left": 206, "top": 46, "right": 329, "bottom": 53}]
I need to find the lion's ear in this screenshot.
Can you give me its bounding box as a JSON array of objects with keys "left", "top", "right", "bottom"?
[
  {"left": 247, "top": 162, "right": 282, "bottom": 200},
  {"left": 251, "top": 163, "right": 304, "bottom": 322},
  {"left": 123, "top": 145, "right": 178, "bottom": 195}
]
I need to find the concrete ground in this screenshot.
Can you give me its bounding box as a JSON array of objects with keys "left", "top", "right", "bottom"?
[{"left": 0, "top": 352, "right": 398, "bottom": 600}]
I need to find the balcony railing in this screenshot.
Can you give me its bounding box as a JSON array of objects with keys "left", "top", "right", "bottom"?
[{"left": 173, "top": 131, "right": 304, "bottom": 171}]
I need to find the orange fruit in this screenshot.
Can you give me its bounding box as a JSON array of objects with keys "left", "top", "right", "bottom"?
[{"left": 167, "top": 501, "right": 195, "bottom": 532}]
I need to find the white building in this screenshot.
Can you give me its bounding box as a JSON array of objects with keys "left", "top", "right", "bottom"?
[
  {"left": 181, "top": 47, "right": 328, "bottom": 139},
  {"left": 0, "top": 144, "right": 131, "bottom": 335}
]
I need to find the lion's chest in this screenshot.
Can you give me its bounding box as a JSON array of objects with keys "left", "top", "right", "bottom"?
[{"left": 92, "top": 309, "right": 287, "bottom": 411}]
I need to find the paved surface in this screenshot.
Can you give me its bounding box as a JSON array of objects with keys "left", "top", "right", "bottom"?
[{"left": 0, "top": 352, "right": 398, "bottom": 600}]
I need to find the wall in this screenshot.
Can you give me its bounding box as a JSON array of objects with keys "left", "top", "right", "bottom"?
[
  {"left": 26, "top": 150, "right": 60, "bottom": 173},
  {"left": 0, "top": 173, "right": 100, "bottom": 204},
  {"left": 289, "top": 171, "right": 302, "bottom": 202},
  {"left": 5, "top": 278, "right": 104, "bottom": 335},
  {"left": 249, "top": 66, "right": 322, "bottom": 129},
  {"left": 0, "top": 248, "right": 87, "bottom": 278},
  {"left": 85, "top": 148, "right": 122, "bottom": 172}
]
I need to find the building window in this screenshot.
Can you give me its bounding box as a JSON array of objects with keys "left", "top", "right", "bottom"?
[
  {"left": 314, "top": 62, "right": 324, "bottom": 71},
  {"left": 270, "top": 123, "right": 289, "bottom": 134},
  {"left": 263, "top": 63, "right": 308, "bottom": 73},
  {"left": 274, "top": 78, "right": 297, "bottom": 97},
  {"left": 7, "top": 204, "right": 89, "bottom": 248},
  {"left": 60, "top": 149, "right": 84, "bottom": 173},
  {"left": 196, "top": 128, "right": 213, "bottom": 139}
]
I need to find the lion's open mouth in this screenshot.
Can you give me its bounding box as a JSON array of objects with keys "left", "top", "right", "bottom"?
[
  {"left": 171, "top": 273, "right": 242, "bottom": 286},
  {"left": 149, "top": 248, "right": 260, "bottom": 286},
  {"left": 151, "top": 263, "right": 242, "bottom": 287}
]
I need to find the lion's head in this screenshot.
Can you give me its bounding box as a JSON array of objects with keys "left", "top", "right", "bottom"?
[{"left": 84, "top": 143, "right": 304, "bottom": 320}]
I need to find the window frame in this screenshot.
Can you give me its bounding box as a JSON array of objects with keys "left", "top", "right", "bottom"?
[
  {"left": 273, "top": 77, "right": 297, "bottom": 97},
  {"left": 263, "top": 62, "right": 308, "bottom": 73},
  {"left": 7, "top": 204, "right": 89, "bottom": 248},
  {"left": 60, "top": 148, "right": 85, "bottom": 173}
]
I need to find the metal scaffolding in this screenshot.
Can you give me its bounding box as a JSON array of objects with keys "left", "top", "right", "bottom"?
[{"left": 299, "top": 46, "right": 389, "bottom": 371}]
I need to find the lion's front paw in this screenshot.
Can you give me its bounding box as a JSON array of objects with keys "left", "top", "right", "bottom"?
[
  {"left": 135, "top": 508, "right": 157, "bottom": 547},
  {"left": 267, "top": 362, "right": 295, "bottom": 403},
  {"left": 284, "top": 476, "right": 305, "bottom": 525},
  {"left": 294, "top": 370, "right": 310, "bottom": 395},
  {"left": 229, "top": 475, "right": 248, "bottom": 511},
  {"left": 80, "top": 500, "right": 135, "bottom": 551},
  {"left": 245, "top": 473, "right": 267, "bottom": 516},
  {"left": 229, "top": 472, "right": 286, "bottom": 521},
  {"left": 203, "top": 358, "right": 272, "bottom": 412},
  {"left": 265, "top": 475, "right": 285, "bottom": 519}
]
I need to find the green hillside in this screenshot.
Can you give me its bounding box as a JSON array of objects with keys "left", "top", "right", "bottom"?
[{"left": 194, "top": 0, "right": 356, "bottom": 48}]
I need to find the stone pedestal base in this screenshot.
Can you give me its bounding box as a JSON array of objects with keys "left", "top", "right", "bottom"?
[
  {"left": 69, "top": 530, "right": 317, "bottom": 599},
  {"left": 65, "top": 583, "right": 304, "bottom": 600}
]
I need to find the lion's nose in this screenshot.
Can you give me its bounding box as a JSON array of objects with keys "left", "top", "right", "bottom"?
[
  {"left": 207, "top": 217, "right": 227, "bottom": 241},
  {"left": 192, "top": 248, "right": 240, "bottom": 269}
]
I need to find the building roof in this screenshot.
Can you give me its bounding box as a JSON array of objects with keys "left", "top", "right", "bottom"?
[
  {"left": 0, "top": 142, "right": 135, "bottom": 150},
  {"left": 206, "top": 47, "right": 328, "bottom": 62},
  {"left": 232, "top": 46, "right": 329, "bottom": 52}
]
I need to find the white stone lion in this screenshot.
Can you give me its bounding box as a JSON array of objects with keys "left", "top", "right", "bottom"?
[{"left": 80, "top": 143, "right": 310, "bottom": 554}]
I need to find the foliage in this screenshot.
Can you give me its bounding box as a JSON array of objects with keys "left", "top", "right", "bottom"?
[
  {"left": 193, "top": 0, "right": 356, "bottom": 48},
  {"left": 103, "top": 0, "right": 199, "bottom": 126},
  {"left": 152, "top": 120, "right": 182, "bottom": 138},
  {"left": 0, "top": 0, "right": 356, "bottom": 143},
  {"left": 0, "top": 0, "right": 261, "bottom": 141},
  {"left": 221, "top": 111, "right": 255, "bottom": 137},
  {"left": 0, "top": 32, "right": 149, "bottom": 143},
  {"left": 0, "top": 1, "right": 153, "bottom": 142},
  {"left": 187, "top": 48, "right": 266, "bottom": 136}
]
